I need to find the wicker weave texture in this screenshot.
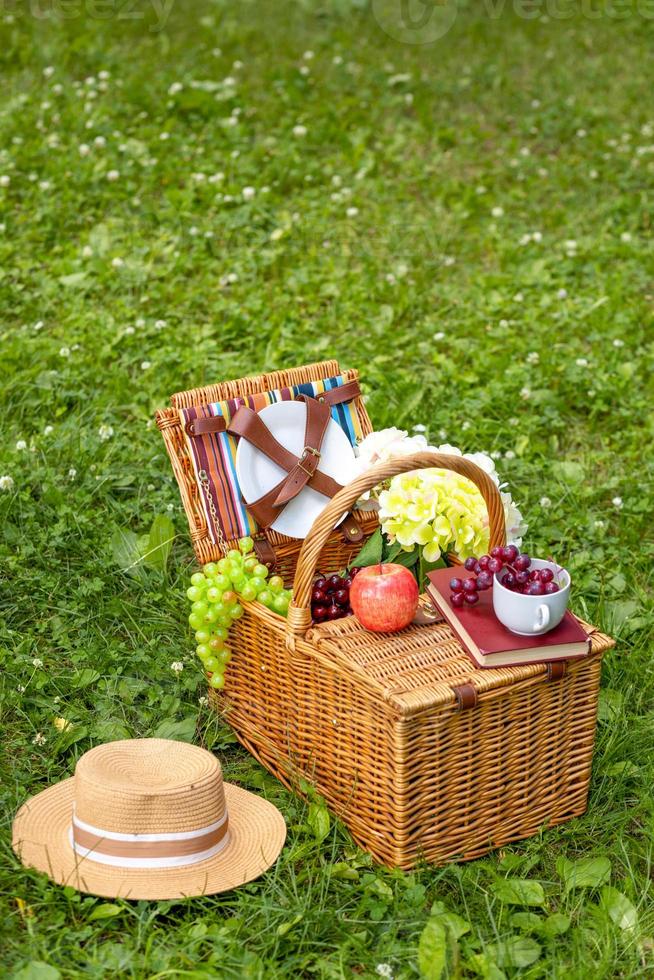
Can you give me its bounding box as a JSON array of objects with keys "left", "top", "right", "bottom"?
[{"left": 158, "top": 363, "right": 615, "bottom": 868}]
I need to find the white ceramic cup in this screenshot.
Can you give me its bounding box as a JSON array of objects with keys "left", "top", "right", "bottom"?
[{"left": 492, "top": 559, "right": 570, "bottom": 636}]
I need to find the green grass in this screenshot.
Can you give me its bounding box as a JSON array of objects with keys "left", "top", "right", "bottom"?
[{"left": 1, "top": 1, "right": 653, "bottom": 977}]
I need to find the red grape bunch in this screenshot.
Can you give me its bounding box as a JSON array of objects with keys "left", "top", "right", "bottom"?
[
  {"left": 449, "top": 546, "right": 562, "bottom": 608},
  {"left": 311, "top": 568, "right": 360, "bottom": 623}
]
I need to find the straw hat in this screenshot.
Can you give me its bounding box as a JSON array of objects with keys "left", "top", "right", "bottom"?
[{"left": 12, "top": 738, "right": 286, "bottom": 900}]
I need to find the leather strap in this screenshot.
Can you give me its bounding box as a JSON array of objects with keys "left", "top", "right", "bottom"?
[
  {"left": 546, "top": 661, "right": 566, "bottom": 681},
  {"left": 339, "top": 514, "right": 364, "bottom": 543},
  {"left": 452, "top": 683, "right": 478, "bottom": 710},
  {"left": 184, "top": 381, "right": 361, "bottom": 437},
  {"left": 272, "top": 396, "right": 331, "bottom": 507},
  {"left": 253, "top": 536, "right": 277, "bottom": 570}
]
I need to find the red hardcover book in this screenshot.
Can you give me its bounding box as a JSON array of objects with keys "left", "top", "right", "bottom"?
[{"left": 426, "top": 566, "right": 591, "bottom": 669}]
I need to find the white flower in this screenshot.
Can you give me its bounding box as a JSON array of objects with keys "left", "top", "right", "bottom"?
[
  {"left": 612, "top": 496, "right": 623, "bottom": 509},
  {"left": 613, "top": 338, "right": 624, "bottom": 347},
  {"left": 168, "top": 81, "right": 183, "bottom": 95},
  {"left": 0, "top": 175, "right": 11, "bottom": 187},
  {"left": 346, "top": 206, "right": 359, "bottom": 217},
  {"left": 198, "top": 695, "right": 208, "bottom": 707},
  {"left": 433, "top": 331, "right": 445, "bottom": 340},
  {"left": 520, "top": 387, "right": 531, "bottom": 400},
  {"left": 32, "top": 733, "right": 47, "bottom": 746},
  {"left": 620, "top": 231, "right": 632, "bottom": 242},
  {"left": 491, "top": 206, "right": 504, "bottom": 218},
  {"left": 0, "top": 475, "right": 15, "bottom": 491},
  {"left": 111, "top": 257, "right": 124, "bottom": 268},
  {"left": 209, "top": 171, "right": 225, "bottom": 184},
  {"left": 68, "top": 467, "right": 77, "bottom": 480},
  {"left": 576, "top": 128, "right": 587, "bottom": 138},
  {"left": 540, "top": 496, "right": 552, "bottom": 508},
  {"left": 154, "top": 319, "right": 167, "bottom": 330},
  {"left": 333, "top": 54, "right": 343, "bottom": 65},
  {"left": 590, "top": 169, "right": 598, "bottom": 179},
  {"left": 504, "top": 450, "right": 516, "bottom": 459},
  {"left": 526, "top": 351, "right": 540, "bottom": 364},
  {"left": 43, "top": 65, "right": 55, "bottom": 77},
  {"left": 594, "top": 519, "right": 606, "bottom": 529},
  {"left": 557, "top": 288, "right": 568, "bottom": 299},
  {"left": 17, "top": 684, "right": 26, "bottom": 693},
  {"left": 242, "top": 186, "right": 255, "bottom": 201},
  {"left": 98, "top": 424, "right": 114, "bottom": 441},
  {"left": 532, "top": 231, "right": 542, "bottom": 242},
  {"left": 82, "top": 245, "right": 93, "bottom": 257},
  {"left": 564, "top": 239, "right": 578, "bottom": 251},
  {"left": 513, "top": 292, "right": 524, "bottom": 302},
  {"left": 93, "top": 135, "right": 106, "bottom": 147},
  {"left": 106, "top": 169, "right": 119, "bottom": 181},
  {"left": 59, "top": 346, "right": 71, "bottom": 358},
  {"left": 412, "top": 424, "right": 427, "bottom": 433},
  {"left": 171, "top": 661, "right": 184, "bottom": 674},
  {"left": 303, "top": 49, "right": 314, "bottom": 60},
  {"left": 299, "top": 65, "right": 310, "bottom": 76},
  {"left": 292, "top": 124, "right": 307, "bottom": 137},
  {"left": 15, "top": 439, "right": 27, "bottom": 451},
  {"left": 221, "top": 272, "right": 238, "bottom": 285},
  {"left": 78, "top": 143, "right": 90, "bottom": 156},
  {"left": 39, "top": 180, "right": 51, "bottom": 191},
  {"left": 575, "top": 357, "right": 588, "bottom": 367},
  {"left": 375, "top": 966, "right": 394, "bottom": 979},
  {"left": 32, "top": 658, "right": 43, "bottom": 668},
  {"left": 140, "top": 360, "right": 151, "bottom": 370},
  {"left": 44, "top": 425, "right": 53, "bottom": 435}
]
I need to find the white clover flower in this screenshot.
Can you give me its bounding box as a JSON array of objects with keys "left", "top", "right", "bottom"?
[
  {"left": 32, "top": 732, "right": 47, "bottom": 746},
  {"left": 564, "top": 239, "right": 578, "bottom": 251},
  {"left": 32, "top": 658, "right": 43, "bottom": 668},
  {"left": 82, "top": 245, "right": 93, "bottom": 258},
  {"left": 98, "top": 424, "right": 114, "bottom": 441},
  {"left": 78, "top": 143, "right": 90, "bottom": 156},
  {"left": 59, "top": 346, "right": 71, "bottom": 358},
  {"left": 221, "top": 272, "right": 238, "bottom": 286},
  {"left": 576, "top": 357, "right": 589, "bottom": 367},
  {"left": 620, "top": 232, "right": 632, "bottom": 242},
  {"left": 0, "top": 475, "right": 15, "bottom": 491},
  {"left": 375, "top": 966, "right": 394, "bottom": 979},
  {"left": 513, "top": 292, "right": 524, "bottom": 302},
  {"left": 613, "top": 338, "right": 624, "bottom": 347},
  {"left": 208, "top": 172, "right": 225, "bottom": 184},
  {"left": 540, "top": 496, "right": 552, "bottom": 508},
  {"left": 346, "top": 206, "right": 359, "bottom": 217},
  {"left": 154, "top": 319, "right": 167, "bottom": 330},
  {"left": 0, "top": 175, "right": 11, "bottom": 187},
  {"left": 557, "top": 288, "right": 568, "bottom": 299},
  {"left": 189, "top": 226, "right": 199, "bottom": 236},
  {"left": 140, "top": 361, "right": 152, "bottom": 371},
  {"left": 17, "top": 684, "right": 26, "bottom": 694},
  {"left": 198, "top": 695, "right": 208, "bottom": 706},
  {"left": 475, "top": 185, "right": 487, "bottom": 194},
  {"left": 270, "top": 228, "right": 284, "bottom": 241},
  {"left": 15, "top": 439, "right": 27, "bottom": 451},
  {"left": 106, "top": 169, "right": 119, "bottom": 181},
  {"left": 491, "top": 206, "right": 504, "bottom": 218},
  {"left": 595, "top": 519, "right": 606, "bottom": 528},
  {"left": 443, "top": 255, "right": 455, "bottom": 266},
  {"left": 171, "top": 661, "right": 184, "bottom": 674},
  {"left": 520, "top": 387, "right": 531, "bottom": 400},
  {"left": 159, "top": 131, "right": 170, "bottom": 141},
  {"left": 93, "top": 135, "right": 106, "bottom": 147},
  {"left": 43, "top": 65, "right": 55, "bottom": 77},
  {"left": 299, "top": 65, "right": 310, "bottom": 76},
  {"left": 242, "top": 186, "right": 255, "bottom": 201},
  {"left": 68, "top": 467, "right": 77, "bottom": 480},
  {"left": 333, "top": 54, "right": 343, "bottom": 65},
  {"left": 519, "top": 233, "right": 531, "bottom": 246},
  {"left": 303, "top": 49, "right": 314, "bottom": 60},
  {"left": 612, "top": 496, "right": 623, "bottom": 509},
  {"left": 526, "top": 351, "right": 540, "bottom": 364},
  {"left": 433, "top": 331, "right": 445, "bottom": 340},
  {"left": 412, "top": 423, "right": 427, "bottom": 433},
  {"left": 504, "top": 449, "right": 516, "bottom": 459},
  {"left": 532, "top": 231, "right": 542, "bottom": 242},
  {"left": 590, "top": 169, "right": 598, "bottom": 179},
  {"left": 168, "top": 81, "right": 183, "bottom": 95},
  {"left": 576, "top": 128, "right": 587, "bottom": 138},
  {"left": 111, "top": 257, "right": 124, "bottom": 268},
  {"left": 44, "top": 425, "right": 53, "bottom": 435},
  {"left": 292, "top": 124, "right": 307, "bottom": 137},
  {"left": 39, "top": 180, "right": 51, "bottom": 191}
]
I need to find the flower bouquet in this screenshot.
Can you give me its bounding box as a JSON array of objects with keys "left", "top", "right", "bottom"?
[{"left": 349, "top": 427, "right": 527, "bottom": 590}]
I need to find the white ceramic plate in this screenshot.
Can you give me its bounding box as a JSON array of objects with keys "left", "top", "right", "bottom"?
[{"left": 235, "top": 400, "right": 358, "bottom": 538}]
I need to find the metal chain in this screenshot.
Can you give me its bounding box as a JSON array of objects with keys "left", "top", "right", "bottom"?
[{"left": 198, "top": 469, "right": 227, "bottom": 552}]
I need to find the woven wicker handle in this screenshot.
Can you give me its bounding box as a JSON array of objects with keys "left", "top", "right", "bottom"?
[{"left": 286, "top": 451, "right": 507, "bottom": 646}]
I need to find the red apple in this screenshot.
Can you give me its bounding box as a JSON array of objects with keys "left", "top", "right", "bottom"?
[{"left": 349, "top": 563, "right": 419, "bottom": 633}]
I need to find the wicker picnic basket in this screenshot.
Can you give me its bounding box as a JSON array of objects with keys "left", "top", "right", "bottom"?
[{"left": 156, "top": 359, "right": 614, "bottom": 868}]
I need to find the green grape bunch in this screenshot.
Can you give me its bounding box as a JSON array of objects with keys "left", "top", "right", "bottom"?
[{"left": 186, "top": 536, "right": 293, "bottom": 690}]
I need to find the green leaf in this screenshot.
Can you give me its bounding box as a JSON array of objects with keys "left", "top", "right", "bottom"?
[
  {"left": 54, "top": 724, "right": 88, "bottom": 754},
  {"left": 488, "top": 936, "right": 541, "bottom": 968},
  {"left": 72, "top": 668, "right": 101, "bottom": 689},
  {"left": 556, "top": 855, "right": 611, "bottom": 891},
  {"left": 152, "top": 716, "right": 197, "bottom": 742},
  {"left": 430, "top": 901, "right": 471, "bottom": 939},
  {"left": 58, "top": 272, "right": 88, "bottom": 288},
  {"left": 492, "top": 878, "right": 546, "bottom": 906},
  {"left": 391, "top": 547, "right": 419, "bottom": 568},
  {"left": 552, "top": 460, "right": 585, "bottom": 483},
  {"left": 541, "top": 912, "right": 571, "bottom": 938},
  {"left": 111, "top": 526, "right": 145, "bottom": 577},
  {"left": 600, "top": 887, "right": 638, "bottom": 933},
  {"left": 329, "top": 861, "right": 359, "bottom": 881},
  {"left": 144, "top": 514, "right": 175, "bottom": 572},
  {"left": 88, "top": 903, "right": 124, "bottom": 922},
  {"left": 466, "top": 952, "right": 506, "bottom": 980},
  {"left": 510, "top": 912, "right": 543, "bottom": 933},
  {"left": 350, "top": 528, "right": 383, "bottom": 568},
  {"left": 307, "top": 802, "right": 330, "bottom": 842},
  {"left": 418, "top": 916, "right": 448, "bottom": 980},
  {"left": 597, "top": 689, "right": 624, "bottom": 723},
  {"left": 276, "top": 914, "right": 303, "bottom": 937},
  {"left": 12, "top": 964, "right": 61, "bottom": 980}
]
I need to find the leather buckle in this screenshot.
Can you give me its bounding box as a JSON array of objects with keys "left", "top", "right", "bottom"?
[{"left": 298, "top": 446, "right": 321, "bottom": 476}]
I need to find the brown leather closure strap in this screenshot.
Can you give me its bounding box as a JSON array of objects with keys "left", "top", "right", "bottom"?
[
  {"left": 546, "top": 661, "right": 567, "bottom": 681},
  {"left": 452, "top": 683, "right": 478, "bottom": 710},
  {"left": 316, "top": 379, "right": 361, "bottom": 406},
  {"left": 272, "top": 396, "right": 331, "bottom": 507},
  {"left": 339, "top": 514, "right": 364, "bottom": 543},
  {"left": 253, "top": 536, "right": 277, "bottom": 570},
  {"left": 185, "top": 416, "right": 227, "bottom": 436}
]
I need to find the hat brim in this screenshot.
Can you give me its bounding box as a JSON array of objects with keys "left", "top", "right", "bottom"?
[{"left": 12, "top": 778, "right": 286, "bottom": 901}]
